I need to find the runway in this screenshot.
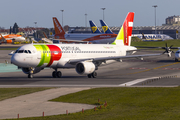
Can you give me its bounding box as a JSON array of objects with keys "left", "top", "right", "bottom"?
[{"left": 1, "top": 50, "right": 180, "bottom": 88}]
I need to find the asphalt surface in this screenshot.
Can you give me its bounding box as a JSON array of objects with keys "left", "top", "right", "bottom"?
[{"left": 0, "top": 49, "right": 180, "bottom": 87}]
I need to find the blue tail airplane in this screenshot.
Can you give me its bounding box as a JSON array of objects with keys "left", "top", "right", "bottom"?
[
  {"left": 89, "top": 20, "right": 101, "bottom": 33},
  {"left": 100, "top": 20, "right": 113, "bottom": 34}
]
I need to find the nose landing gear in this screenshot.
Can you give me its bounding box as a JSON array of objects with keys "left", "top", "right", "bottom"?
[{"left": 28, "top": 67, "right": 34, "bottom": 78}]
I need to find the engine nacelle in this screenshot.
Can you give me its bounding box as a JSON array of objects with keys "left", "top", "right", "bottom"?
[
  {"left": 75, "top": 62, "right": 95, "bottom": 75},
  {"left": 22, "top": 67, "right": 43, "bottom": 74}
]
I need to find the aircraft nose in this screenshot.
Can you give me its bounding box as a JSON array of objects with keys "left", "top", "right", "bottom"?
[{"left": 11, "top": 54, "right": 21, "bottom": 66}]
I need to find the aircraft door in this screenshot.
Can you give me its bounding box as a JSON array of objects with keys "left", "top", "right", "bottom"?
[{"left": 37, "top": 51, "right": 42, "bottom": 59}]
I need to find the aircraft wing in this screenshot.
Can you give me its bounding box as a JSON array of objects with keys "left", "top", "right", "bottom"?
[
  {"left": 68, "top": 53, "right": 163, "bottom": 64},
  {"left": 53, "top": 39, "right": 90, "bottom": 43}
]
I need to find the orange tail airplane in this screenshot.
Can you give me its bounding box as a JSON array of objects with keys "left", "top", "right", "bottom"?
[{"left": 0, "top": 34, "right": 26, "bottom": 44}]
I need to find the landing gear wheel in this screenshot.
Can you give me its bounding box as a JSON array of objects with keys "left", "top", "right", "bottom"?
[
  {"left": 52, "top": 71, "right": 56, "bottom": 78},
  {"left": 28, "top": 74, "right": 33, "bottom": 78},
  {"left": 91, "top": 72, "right": 97, "bottom": 78},
  {"left": 56, "top": 71, "right": 62, "bottom": 78},
  {"left": 87, "top": 72, "right": 97, "bottom": 78},
  {"left": 175, "top": 58, "right": 179, "bottom": 62},
  {"left": 87, "top": 74, "right": 92, "bottom": 78}
]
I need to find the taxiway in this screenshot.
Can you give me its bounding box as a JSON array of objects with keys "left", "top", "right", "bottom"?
[{"left": 0, "top": 50, "right": 180, "bottom": 87}]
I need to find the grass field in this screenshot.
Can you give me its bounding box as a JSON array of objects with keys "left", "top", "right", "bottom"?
[
  {"left": 5, "top": 87, "right": 180, "bottom": 120},
  {"left": 131, "top": 39, "right": 180, "bottom": 47}
]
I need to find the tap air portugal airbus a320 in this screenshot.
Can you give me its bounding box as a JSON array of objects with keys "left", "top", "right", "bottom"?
[{"left": 11, "top": 12, "right": 163, "bottom": 78}]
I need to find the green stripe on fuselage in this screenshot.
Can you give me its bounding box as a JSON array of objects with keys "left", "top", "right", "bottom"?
[{"left": 34, "top": 45, "right": 51, "bottom": 67}]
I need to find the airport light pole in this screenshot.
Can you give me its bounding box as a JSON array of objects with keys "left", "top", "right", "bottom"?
[
  {"left": 152, "top": 5, "right": 157, "bottom": 34},
  {"left": 34, "top": 22, "right": 37, "bottom": 28},
  {"left": 85, "top": 13, "right": 87, "bottom": 28},
  {"left": 34, "top": 22, "right": 37, "bottom": 38},
  {"left": 60, "top": 10, "right": 64, "bottom": 28},
  {"left": 101, "top": 8, "right": 106, "bottom": 20}
]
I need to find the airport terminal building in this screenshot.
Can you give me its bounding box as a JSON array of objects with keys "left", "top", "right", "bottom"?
[
  {"left": 68, "top": 15, "right": 180, "bottom": 39},
  {"left": 68, "top": 26, "right": 180, "bottom": 39}
]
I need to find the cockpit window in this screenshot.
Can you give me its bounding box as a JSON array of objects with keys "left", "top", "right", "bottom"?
[
  {"left": 15, "top": 50, "right": 18, "bottom": 53},
  {"left": 18, "top": 50, "right": 24, "bottom": 53},
  {"left": 176, "top": 51, "right": 180, "bottom": 54},
  {"left": 15, "top": 50, "right": 32, "bottom": 54},
  {"left": 24, "top": 50, "right": 28, "bottom": 53},
  {"left": 28, "top": 50, "right": 31, "bottom": 53}
]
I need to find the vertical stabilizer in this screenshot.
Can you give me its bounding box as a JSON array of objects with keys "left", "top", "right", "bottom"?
[
  {"left": 112, "top": 12, "right": 134, "bottom": 46},
  {"left": 100, "top": 20, "right": 113, "bottom": 34},
  {"left": 89, "top": 20, "right": 101, "bottom": 33},
  {"left": 52, "top": 17, "right": 65, "bottom": 39}
]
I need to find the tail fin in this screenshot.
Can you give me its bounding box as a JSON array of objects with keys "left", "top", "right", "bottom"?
[
  {"left": 43, "top": 32, "right": 48, "bottom": 38},
  {"left": 89, "top": 20, "right": 101, "bottom": 33},
  {"left": 112, "top": 12, "right": 134, "bottom": 46},
  {"left": 142, "top": 33, "right": 146, "bottom": 40},
  {"left": 100, "top": 20, "right": 113, "bottom": 34},
  {"left": 0, "top": 34, "right": 6, "bottom": 40},
  {"left": 52, "top": 17, "right": 65, "bottom": 39}
]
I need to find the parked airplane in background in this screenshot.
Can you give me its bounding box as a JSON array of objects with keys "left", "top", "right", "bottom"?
[
  {"left": 99, "top": 20, "right": 174, "bottom": 41},
  {"left": 0, "top": 34, "right": 26, "bottom": 44},
  {"left": 11, "top": 12, "right": 164, "bottom": 78},
  {"left": 100, "top": 20, "right": 114, "bottom": 34},
  {"left": 53, "top": 17, "right": 117, "bottom": 44},
  {"left": 89, "top": 20, "right": 101, "bottom": 33},
  {"left": 136, "top": 43, "right": 180, "bottom": 61},
  {"left": 132, "top": 33, "right": 173, "bottom": 41}
]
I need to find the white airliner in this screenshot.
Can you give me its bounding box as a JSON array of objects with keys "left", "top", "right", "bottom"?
[
  {"left": 132, "top": 34, "right": 173, "bottom": 41},
  {"left": 11, "top": 12, "right": 163, "bottom": 78},
  {"left": 0, "top": 34, "right": 26, "bottom": 44}
]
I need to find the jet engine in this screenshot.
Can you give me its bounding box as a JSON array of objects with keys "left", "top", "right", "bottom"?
[
  {"left": 75, "top": 62, "right": 95, "bottom": 75},
  {"left": 22, "top": 67, "right": 43, "bottom": 74}
]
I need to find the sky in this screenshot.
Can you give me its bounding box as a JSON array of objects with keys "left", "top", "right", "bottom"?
[{"left": 1, "top": 0, "right": 180, "bottom": 29}]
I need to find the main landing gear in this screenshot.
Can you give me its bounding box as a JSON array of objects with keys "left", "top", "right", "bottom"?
[
  {"left": 52, "top": 69, "right": 62, "bottom": 78},
  {"left": 87, "top": 71, "right": 97, "bottom": 78}
]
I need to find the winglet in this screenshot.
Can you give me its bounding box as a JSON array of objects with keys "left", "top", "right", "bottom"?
[
  {"left": 112, "top": 12, "right": 134, "bottom": 46},
  {"left": 52, "top": 17, "right": 65, "bottom": 39},
  {"left": 89, "top": 20, "right": 101, "bottom": 33},
  {"left": 100, "top": 20, "right": 113, "bottom": 34}
]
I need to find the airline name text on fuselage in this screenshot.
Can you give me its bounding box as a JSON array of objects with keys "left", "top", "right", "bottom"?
[{"left": 61, "top": 46, "right": 81, "bottom": 51}]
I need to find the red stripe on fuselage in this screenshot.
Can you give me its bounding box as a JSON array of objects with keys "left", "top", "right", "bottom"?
[{"left": 46, "top": 45, "right": 62, "bottom": 67}]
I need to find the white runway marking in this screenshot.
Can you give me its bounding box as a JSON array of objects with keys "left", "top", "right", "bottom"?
[{"left": 119, "top": 77, "right": 160, "bottom": 86}]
